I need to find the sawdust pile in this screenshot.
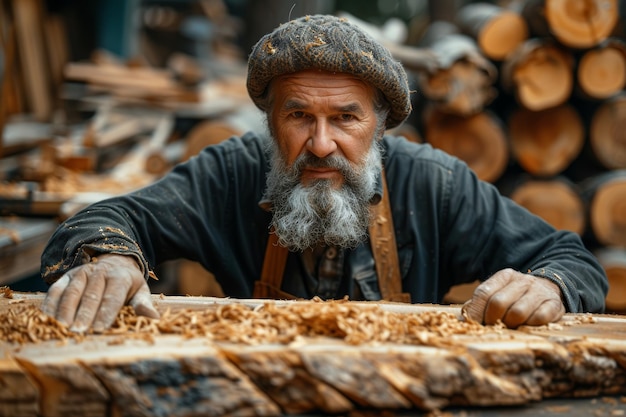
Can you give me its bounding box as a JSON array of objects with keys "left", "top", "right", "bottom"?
[{"left": 1, "top": 295, "right": 502, "bottom": 346}]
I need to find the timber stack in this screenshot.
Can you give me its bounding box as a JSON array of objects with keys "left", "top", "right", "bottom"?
[{"left": 396, "top": 0, "right": 626, "bottom": 314}]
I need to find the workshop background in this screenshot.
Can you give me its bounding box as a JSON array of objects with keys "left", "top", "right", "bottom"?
[{"left": 1, "top": 0, "right": 625, "bottom": 313}]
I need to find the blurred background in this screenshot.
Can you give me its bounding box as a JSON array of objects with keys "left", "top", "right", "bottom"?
[{"left": 1, "top": 0, "right": 626, "bottom": 313}]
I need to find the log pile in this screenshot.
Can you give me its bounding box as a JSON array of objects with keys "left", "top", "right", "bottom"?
[
  {"left": 396, "top": 0, "right": 626, "bottom": 313},
  {"left": 1, "top": 292, "right": 626, "bottom": 416}
]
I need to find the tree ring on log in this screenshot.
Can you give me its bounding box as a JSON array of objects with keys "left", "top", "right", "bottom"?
[
  {"left": 578, "top": 42, "right": 626, "bottom": 99},
  {"left": 509, "top": 105, "right": 584, "bottom": 177},
  {"left": 510, "top": 179, "right": 585, "bottom": 234},
  {"left": 545, "top": 0, "right": 619, "bottom": 49}
]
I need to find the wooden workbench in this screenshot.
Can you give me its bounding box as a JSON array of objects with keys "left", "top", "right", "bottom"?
[{"left": 1, "top": 293, "right": 625, "bottom": 417}]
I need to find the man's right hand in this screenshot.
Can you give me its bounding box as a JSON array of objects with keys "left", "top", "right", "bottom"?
[{"left": 41, "top": 253, "right": 160, "bottom": 333}]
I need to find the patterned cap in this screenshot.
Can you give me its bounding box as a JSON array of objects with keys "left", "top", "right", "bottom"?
[{"left": 246, "top": 14, "right": 411, "bottom": 129}]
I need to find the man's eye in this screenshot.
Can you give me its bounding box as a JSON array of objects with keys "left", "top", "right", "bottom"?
[
  {"left": 291, "top": 111, "right": 305, "bottom": 118},
  {"left": 339, "top": 114, "right": 354, "bottom": 122}
]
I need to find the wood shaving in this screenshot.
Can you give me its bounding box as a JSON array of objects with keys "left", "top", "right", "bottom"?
[
  {"left": 1, "top": 286, "right": 14, "bottom": 299},
  {"left": 0, "top": 303, "right": 83, "bottom": 344},
  {"left": 1, "top": 297, "right": 501, "bottom": 346}
]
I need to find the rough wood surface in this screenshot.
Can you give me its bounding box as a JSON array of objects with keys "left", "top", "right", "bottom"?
[{"left": 1, "top": 293, "right": 625, "bottom": 416}]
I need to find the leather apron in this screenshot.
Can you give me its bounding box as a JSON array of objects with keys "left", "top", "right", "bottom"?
[{"left": 253, "top": 174, "right": 411, "bottom": 303}]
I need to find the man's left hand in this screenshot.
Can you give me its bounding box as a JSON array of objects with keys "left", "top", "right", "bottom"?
[{"left": 462, "top": 268, "right": 566, "bottom": 328}]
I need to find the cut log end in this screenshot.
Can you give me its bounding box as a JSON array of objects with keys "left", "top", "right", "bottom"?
[
  {"left": 578, "top": 46, "right": 626, "bottom": 99},
  {"left": 424, "top": 110, "right": 508, "bottom": 183},
  {"left": 512, "top": 46, "right": 573, "bottom": 111},
  {"left": 590, "top": 95, "right": 626, "bottom": 170},
  {"left": 594, "top": 247, "right": 626, "bottom": 313},
  {"left": 509, "top": 105, "right": 584, "bottom": 177},
  {"left": 545, "top": 0, "right": 619, "bottom": 49},
  {"left": 590, "top": 178, "right": 626, "bottom": 247},
  {"left": 510, "top": 180, "right": 585, "bottom": 234},
  {"left": 478, "top": 12, "right": 528, "bottom": 61}
]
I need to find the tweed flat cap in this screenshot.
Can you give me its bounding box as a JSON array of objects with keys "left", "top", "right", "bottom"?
[{"left": 246, "top": 14, "right": 411, "bottom": 129}]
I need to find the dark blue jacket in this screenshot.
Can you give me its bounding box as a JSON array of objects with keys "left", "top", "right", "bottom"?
[{"left": 40, "top": 132, "right": 608, "bottom": 312}]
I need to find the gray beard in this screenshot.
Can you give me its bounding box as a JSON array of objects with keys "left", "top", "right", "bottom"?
[{"left": 264, "top": 139, "right": 383, "bottom": 251}]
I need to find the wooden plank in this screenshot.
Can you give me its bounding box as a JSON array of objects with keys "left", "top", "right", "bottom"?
[
  {"left": 1, "top": 294, "right": 625, "bottom": 415},
  {"left": 12, "top": 0, "right": 53, "bottom": 121}
]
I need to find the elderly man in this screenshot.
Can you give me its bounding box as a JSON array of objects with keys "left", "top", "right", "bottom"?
[{"left": 40, "top": 15, "right": 607, "bottom": 333}]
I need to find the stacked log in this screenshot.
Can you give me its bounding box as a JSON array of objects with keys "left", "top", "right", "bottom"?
[{"left": 400, "top": 0, "right": 625, "bottom": 311}]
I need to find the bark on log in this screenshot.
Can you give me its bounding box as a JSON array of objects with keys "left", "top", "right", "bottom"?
[
  {"left": 580, "top": 170, "right": 626, "bottom": 247},
  {"left": 456, "top": 2, "right": 529, "bottom": 61},
  {"left": 577, "top": 38, "right": 626, "bottom": 100},
  {"left": 508, "top": 104, "right": 584, "bottom": 177},
  {"left": 505, "top": 175, "right": 586, "bottom": 234},
  {"left": 423, "top": 108, "right": 508, "bottom": 183},
  {"left": 501, "top": 38, "right": 574, "bottom": 111},
  {"left": 589, "top": 94, "right": 626, "bottom": 170},
  {"left": 416, "top": 34, "right": 498, "bottom": 116},
  {"left": 594, "top": 247, "right": 626, "bottom": 314}
]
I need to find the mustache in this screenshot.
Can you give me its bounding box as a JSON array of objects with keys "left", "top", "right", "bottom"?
[{"left": 291, "top": 153, "right": 356, "bottom": 180}]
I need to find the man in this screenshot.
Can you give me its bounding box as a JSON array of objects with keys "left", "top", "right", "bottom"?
[{"left": 40, "top": 15, "right": 607, "bottom": 333}]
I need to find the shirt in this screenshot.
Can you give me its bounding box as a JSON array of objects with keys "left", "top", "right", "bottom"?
[{"left": 40, "top": 132, "right": 609, "bottom": 313}]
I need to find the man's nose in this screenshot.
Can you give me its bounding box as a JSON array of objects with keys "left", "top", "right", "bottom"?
[{"left": 306, "top": 119, "right": 337, "bottom": 158}]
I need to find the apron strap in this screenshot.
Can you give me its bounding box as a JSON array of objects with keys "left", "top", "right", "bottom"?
[
  {"left": 254, "top": 230, "right": 289, "bottom": 298},
  {"left": 368, "top": 174, "right": 410, "bottom": 303},
  {"left": 254, "top": 171, "right": 410, "bottom": 303}
]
